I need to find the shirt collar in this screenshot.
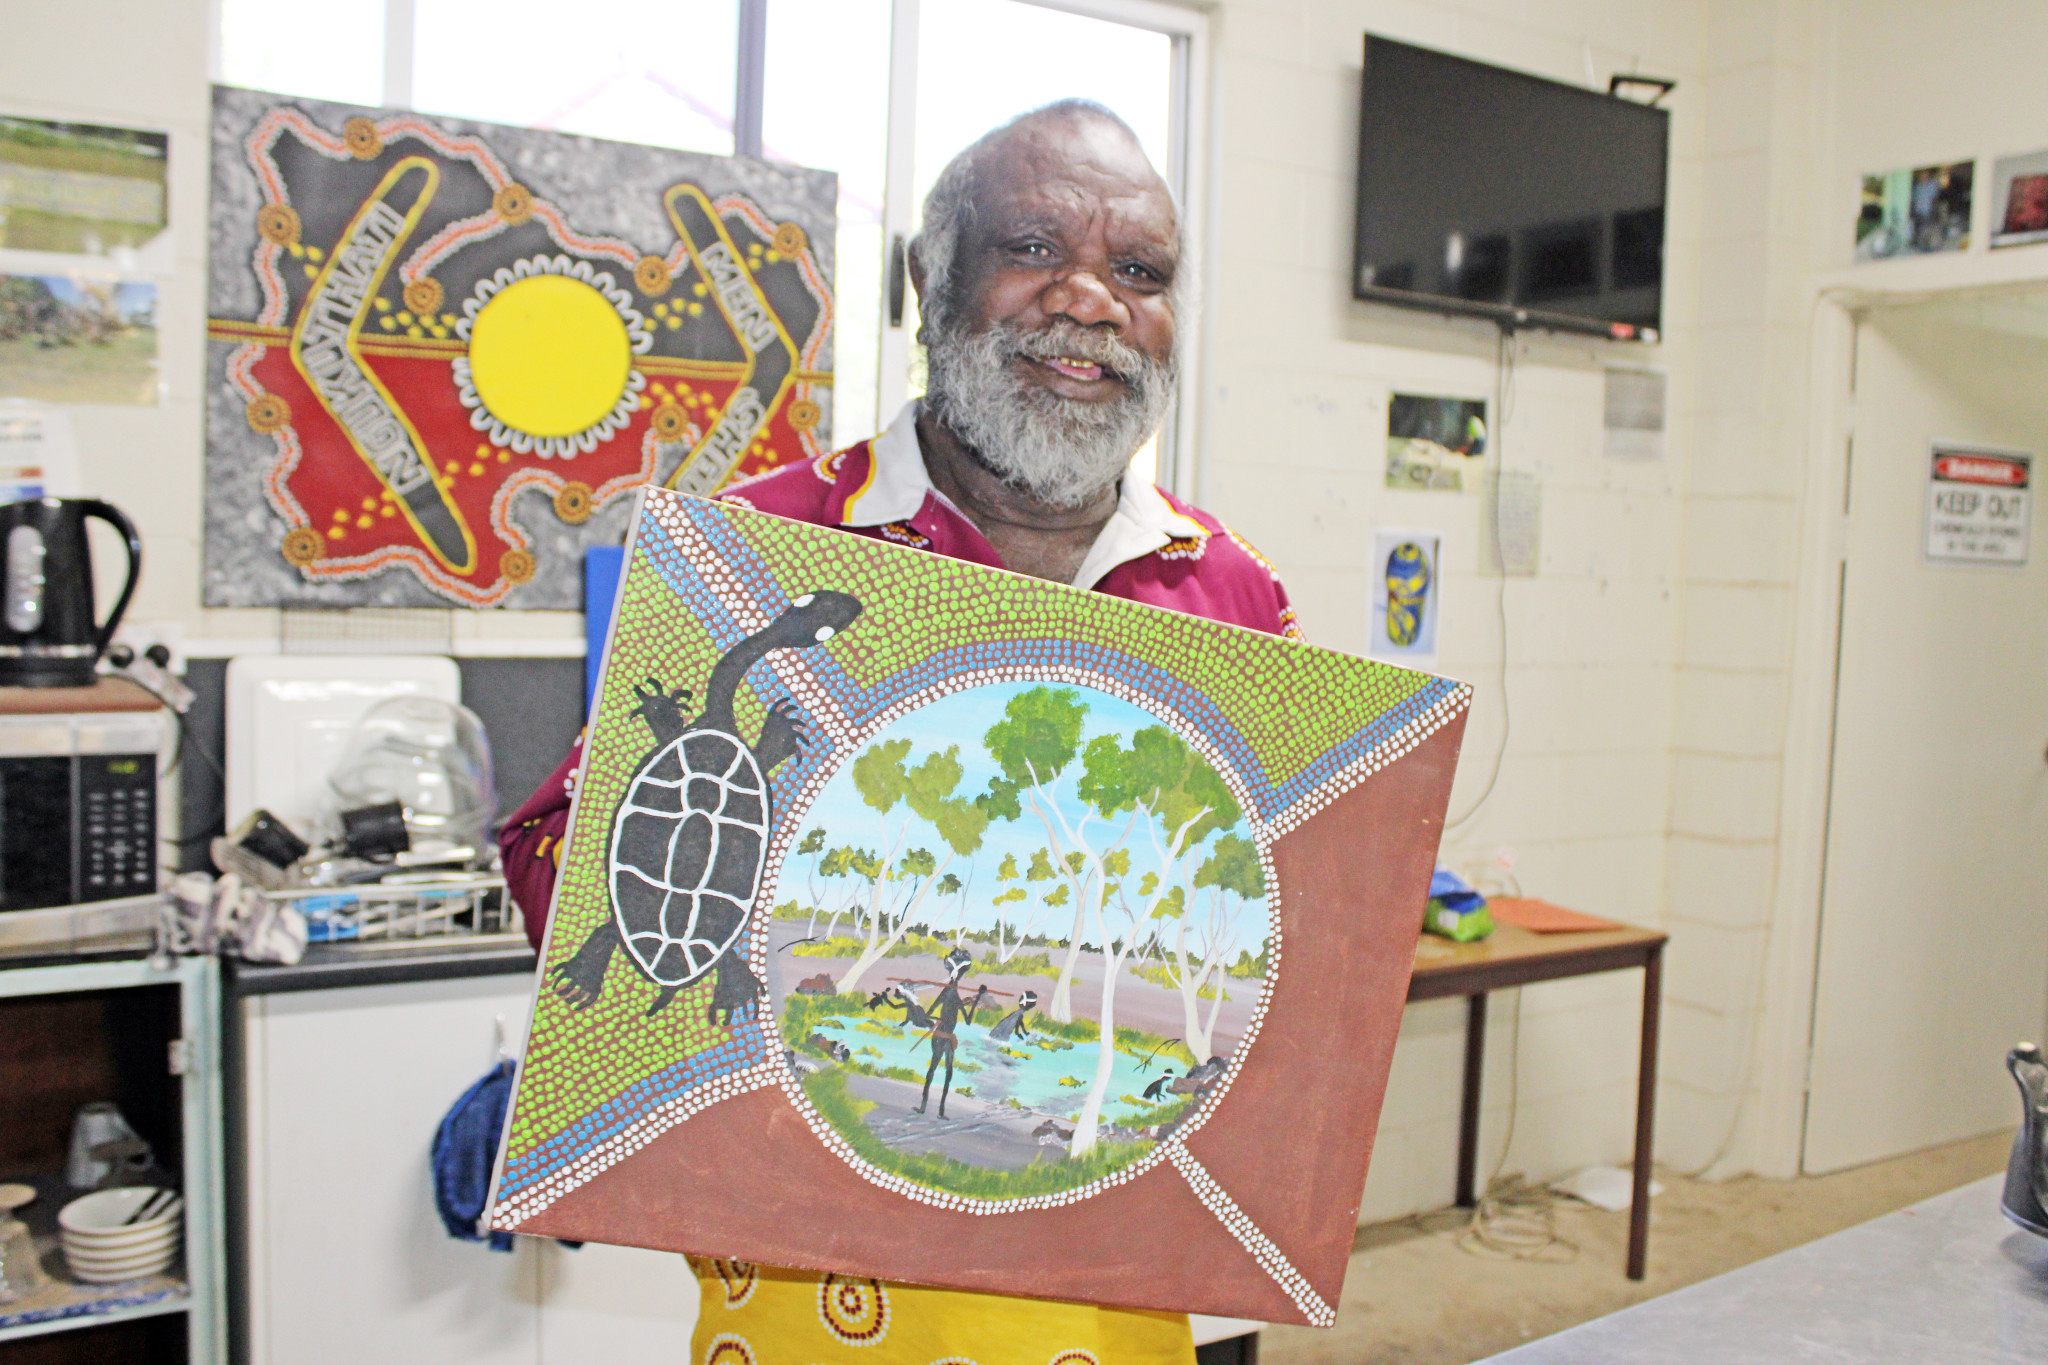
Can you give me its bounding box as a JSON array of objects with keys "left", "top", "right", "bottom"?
[
  {"left": 1070, "top": 466, "right": 1207, "bottom": 590},
  {"left": 839, "top": 402, "right": 930, "bottom": 527},
  {"left": 842, "top": 402, "right": 1207, "bottom": 589}
]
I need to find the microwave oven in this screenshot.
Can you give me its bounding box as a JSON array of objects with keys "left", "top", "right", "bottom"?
[{"left": 0, "top": 689, "right": 164, "bottom": 913}]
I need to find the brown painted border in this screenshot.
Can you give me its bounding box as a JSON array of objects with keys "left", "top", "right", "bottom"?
[{"left": 511, "top": 713, "right": 1465, "bottom": 1324}]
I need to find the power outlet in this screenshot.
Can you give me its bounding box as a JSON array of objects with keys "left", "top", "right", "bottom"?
[{"left": 108, "top": 620, "right": 187, "bottom": 676}]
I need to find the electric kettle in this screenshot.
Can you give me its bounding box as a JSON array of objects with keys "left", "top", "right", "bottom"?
[
  {"left": 2002, "top": 1042, "right": 2048, "bottom": 1237},
  {"left": 0, "top": 498, "right": 141, "bottom": 688}
]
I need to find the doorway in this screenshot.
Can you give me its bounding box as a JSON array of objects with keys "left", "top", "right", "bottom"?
[{"left": 1803, "top": 288, "right": 2048, "bottom": 1174}]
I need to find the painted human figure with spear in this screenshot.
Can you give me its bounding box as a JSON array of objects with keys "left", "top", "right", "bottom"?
[{"left": 914, "top": 947, "right": 989, "bottom": 1119}]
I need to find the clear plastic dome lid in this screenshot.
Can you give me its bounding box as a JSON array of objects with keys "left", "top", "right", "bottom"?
[{"left": 327, "top": 697, "right": 496, "bottom": 852}]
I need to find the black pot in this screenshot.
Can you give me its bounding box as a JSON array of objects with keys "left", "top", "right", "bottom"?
[{"left": 0, "top": 498, "right": 141, "bottom": 688}]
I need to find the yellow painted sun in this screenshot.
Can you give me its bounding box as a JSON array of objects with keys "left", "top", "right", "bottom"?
[{"left": 452, "top": 255, "right": 650, "bottom": 458}]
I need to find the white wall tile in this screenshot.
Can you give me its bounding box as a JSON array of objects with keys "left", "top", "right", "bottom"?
[
  {"left": 1670, "top": 752, "right": 1783, "bottom": 841},
  {"left": 1665, "top": 834, "right": 1778, "bottom": 929}
]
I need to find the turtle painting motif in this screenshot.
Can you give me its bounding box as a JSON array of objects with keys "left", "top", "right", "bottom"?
[{"left": 551, "top": 590, "right": 863, "bottom": 1022}]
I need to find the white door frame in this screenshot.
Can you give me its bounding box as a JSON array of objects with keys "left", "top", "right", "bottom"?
[
  {"left": 1751, "top": 275, "right": 2048, "bottom": 1177},
  {"left": 1743, "top": 292, "right": 1856, "bottom": 1179}
]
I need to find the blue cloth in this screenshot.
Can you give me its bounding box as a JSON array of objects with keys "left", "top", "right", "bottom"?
[{"left": 431, "top": 1059, "right": 517, "bottom": 1252}]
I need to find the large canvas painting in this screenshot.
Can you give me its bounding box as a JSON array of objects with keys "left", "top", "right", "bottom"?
[
  {"left": 204, "top": 87, "right": 833, "bottom": 608},
  {"left": 489, "top": 489, "right": 1471, "bottom": 1324}
]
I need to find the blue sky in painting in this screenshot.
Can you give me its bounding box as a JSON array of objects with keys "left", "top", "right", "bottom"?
[{"left": 771, "top": 680, "right": 1271, "bottom": 955}]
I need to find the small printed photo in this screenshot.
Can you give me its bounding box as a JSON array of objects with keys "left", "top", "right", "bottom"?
[
  {"left": 0, "top": 274, "right": 159, "bottom": 405},
  {"left": 0, "top": 116, "right": 168, "bottom": 257},
  {"left": 1386, "top": 393, "right": 1487, "bottom": 492},
  {"left": 1856, "top": 160, "right": 1973, "bottom": 261},
  {"left": 1368, "top": 528, "right": 1441, "bottom": 661},
  {"left": 1990, "top": 149, "right": 2048, "bottom": 249}
]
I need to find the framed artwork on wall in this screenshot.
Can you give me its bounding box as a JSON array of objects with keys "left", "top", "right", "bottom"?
[
  {"left": 204, "top": 86, "right": 835, "bottom": 609},
  {"left": 1990, "top": 148, "right": 2048, "bottom": 249}
]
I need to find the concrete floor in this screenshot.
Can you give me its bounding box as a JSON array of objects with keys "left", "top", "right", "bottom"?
[{"left": 1261, "top": 1129, "right": 2013, "bottom": 1364}]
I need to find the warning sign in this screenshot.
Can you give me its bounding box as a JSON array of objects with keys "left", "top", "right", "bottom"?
[{"left": 1925, "top": 445, "right": 2030, "bottom": 565}]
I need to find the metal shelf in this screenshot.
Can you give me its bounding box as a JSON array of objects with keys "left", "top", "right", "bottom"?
[{"left": 0, "top": 1282, "right": 189, "bottom": 1343}]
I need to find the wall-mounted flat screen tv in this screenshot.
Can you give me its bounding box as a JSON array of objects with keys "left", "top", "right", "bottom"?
[{"left": 1353, "top": 35, "right": 1669, "bottom": 341}]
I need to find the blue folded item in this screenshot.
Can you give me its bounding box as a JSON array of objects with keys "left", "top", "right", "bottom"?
[
  {"left": 1424, "top": 865, "right": 1494, "bottom": 941},
  {"left": 431, "top": 1059, "right": 517, "bottom": 1252},
  {"left": 1429, "top": 866, "right": 1479, "bottom": 904}
]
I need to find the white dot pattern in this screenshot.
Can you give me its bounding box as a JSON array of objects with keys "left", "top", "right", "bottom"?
[{"left": 1169, "top": 1145, "right": 1334, "bottom": 1327}]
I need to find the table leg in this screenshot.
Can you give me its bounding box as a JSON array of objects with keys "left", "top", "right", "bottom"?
[
  {"left": 1456, "top": 992, "right": 1487, "bottom": 1208},
  {"left": 1627, "top": 944, "right": 1663, "bottom": 1280}
]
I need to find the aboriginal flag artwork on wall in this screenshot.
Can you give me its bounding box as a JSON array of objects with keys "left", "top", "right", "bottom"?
[{"left": 204, "top": 86, "right": 835, "bottom": 609}]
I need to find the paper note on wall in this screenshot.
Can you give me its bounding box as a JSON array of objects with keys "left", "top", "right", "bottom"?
[
  {"left": 1603, "top": 365, "right": 1665, "bottom": 462},
  {"left": 0, "top": 399, "right": 80, "bottom": 502},
  {"left": 1481, "top": 470, "right": 1541, "bottom": 577}
]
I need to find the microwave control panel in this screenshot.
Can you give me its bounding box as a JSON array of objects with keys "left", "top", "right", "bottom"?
[{"left": 80, "top": 753, "right": 156, "bottom": 898}]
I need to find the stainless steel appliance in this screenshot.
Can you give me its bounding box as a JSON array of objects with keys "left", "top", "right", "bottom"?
[
  {"left": 0, "top": 498, "right": 141, "bottom": 689},
  {"left": 0, "top": 680, "right": 164, "bottom": 915},
  {"left": 2004, "top": 1042, "right": 2048, "bottom": 1237}
]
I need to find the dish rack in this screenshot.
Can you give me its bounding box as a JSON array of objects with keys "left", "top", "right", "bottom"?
[{"left": 267, "top": 876, "right": 522, "bottom": 946}]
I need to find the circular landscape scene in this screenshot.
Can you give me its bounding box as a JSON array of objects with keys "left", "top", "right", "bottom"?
[{"left": 765, "top": 679, "right": 1274, "bottom": 1202}]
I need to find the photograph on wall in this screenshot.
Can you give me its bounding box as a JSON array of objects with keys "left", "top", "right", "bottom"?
[
  {"left": 0, "top": 116, "right": 168, "bottom": 259},
  {"left": 1856, "top": 160, "right": 1973, "bottom": 261},
  {"left": 1925, "top": 444, "right": 2030, "bottom": 566},
  {"left": 1368, "top": 528, "right": 1441, "bottom": 662},
  {"left": 1386, "top": 393, "right": 1486, "bottom": 491},
  {"left": 0, "top": 273, "right": 158, "bottom": 404},
  {"left": 204, "top": 86, "right": 835, "bottom": 610},
  {"left": 487, "top": 489, "right": 1471, "bottom": 1324},
  {"left": 1989, "top": 148, "right": 2048, "bottom": 248}
]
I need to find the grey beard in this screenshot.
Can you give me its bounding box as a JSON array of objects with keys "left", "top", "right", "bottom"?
[{"left": 923, "top": 319, "right": 1175, "bottom": 508}]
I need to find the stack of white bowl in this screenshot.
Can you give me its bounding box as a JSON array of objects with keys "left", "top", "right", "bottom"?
[{"left": 58, "top": 1187, "right": 181, "bottom": 1284}]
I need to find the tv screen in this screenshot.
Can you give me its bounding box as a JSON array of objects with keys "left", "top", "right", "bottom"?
[{"left": 1353, "top": 36, "right": 1669, "bottom": 340}]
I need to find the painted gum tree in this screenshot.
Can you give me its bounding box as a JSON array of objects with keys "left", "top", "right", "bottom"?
[
  {"left": 979, "top": 687, "right": 1143, "bottom": 1022},
  {"left": 834, "top": 739, "right": 988, "bottom": 995},
  {"left": 1067, "top": 726, "right": 1239, "bottom": 1154},
  {"left": 1160, "top": 832, "right": 1265, "bottom": 1063}
]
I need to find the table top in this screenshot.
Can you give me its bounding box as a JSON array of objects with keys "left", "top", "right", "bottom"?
[
  {"left": 0, "top": 677, "right": 160, "bottom": 714},
  {"left": 1408, "top": 922, "right": 1666, "bottom": 1000},
  {"left": 1476, "top": 1175, "right": 2048, "bottom": 1363}
]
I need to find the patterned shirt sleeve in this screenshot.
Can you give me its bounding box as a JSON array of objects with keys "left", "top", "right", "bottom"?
[{"left": 497, "top": 729, "right": 584, "bottom": 952}]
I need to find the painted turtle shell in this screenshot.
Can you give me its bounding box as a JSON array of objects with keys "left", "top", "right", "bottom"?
[{"left": 607, "top": 727, "right": 769, "bottom": 987}]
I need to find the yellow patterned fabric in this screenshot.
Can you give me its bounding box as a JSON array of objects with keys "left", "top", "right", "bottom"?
[{"left": 688, "top": 1259, "right": 1195, "bottom": 1365}]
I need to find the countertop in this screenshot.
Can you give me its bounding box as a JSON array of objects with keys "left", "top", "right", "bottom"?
[
  {"left": 224, "top": 936, "right": 536, "bottom": 996},
  {"left": 1478, "top": 1174, "right": 2047, "bottom": 1363}
]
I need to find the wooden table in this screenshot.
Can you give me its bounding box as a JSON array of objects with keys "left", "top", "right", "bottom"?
[{"left": 1407, "top": 921, "right": 1668, "bottom": 1280}]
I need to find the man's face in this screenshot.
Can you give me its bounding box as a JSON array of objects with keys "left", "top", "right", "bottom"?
[
  {"left": 920, "top": 115, "right": 1180, "bottom": 507},
  {"left": 953, "top": 117, "right": 1179, "bottom": 400}
]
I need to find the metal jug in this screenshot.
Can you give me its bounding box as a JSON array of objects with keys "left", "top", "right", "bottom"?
[
  {"left": 2002, "top": 1042, "right": 2048, "bottom": 1237},
  {"left": 0, "top": 498, "right": 141, "bottom": 688}
]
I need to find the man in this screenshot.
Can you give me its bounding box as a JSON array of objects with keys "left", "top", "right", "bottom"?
[{"left": 502, "top": 99, "right": 1296, "bottom": 1365}]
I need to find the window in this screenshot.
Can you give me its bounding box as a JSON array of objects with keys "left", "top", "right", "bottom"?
[
  {"left": 217, "top": 0, "right": 384, "bottom": 106},
  {"left": 217, "top": 0, "right": 1203, "bottom": 484},
  {"left": 761, "top": 0, "right": 893, "bottom": 449},
  {"left": 412, "top": 0, "right": 738, "bottom": 155},
  {"left": 899, "top": 1, "right": 1178, "bottom": 481}
]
